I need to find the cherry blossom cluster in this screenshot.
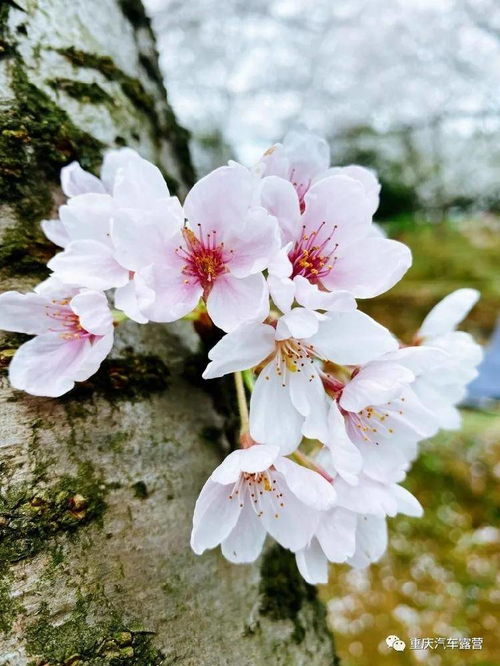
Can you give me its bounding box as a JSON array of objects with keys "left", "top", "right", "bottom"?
[{"left": 0, "top": 130, "right": 482, "bottom": 584}]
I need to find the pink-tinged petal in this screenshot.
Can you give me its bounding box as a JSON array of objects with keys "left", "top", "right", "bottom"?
[
  {"left": 140, "top": 265, "right": 202, "bottom": 323},
  {"left": 9, "top": 335, "right": 90, "bottom": 397},
  {"left": 282, "top": 129, "right": 330, "bottom": 186},
  {"left": 325, "top": 403, "right": 363, "bottom": 485},
  {"left": 259, "top": 176, "right": 301, "bottom": 242},
  {"left": 268, "top": 244, "right": 293, "bottom": 278},
  {"left": 112, "top": 155, "right": 171, "bottom": 207},
  {"left": 0, "top": 291, "right": 53, "bottom": 335},
  {"left": 221, "top": 494, "right": 267, "bottom": 563},
  {"left": 274, "top": 456, "right": 336, "bottom": 510},
  {"left": 60, "top": 194, "right": 115, "bottom": 245},
  {"left": 184, "top": 164, "right": 255, "bottom": 235},
  {"left": 114, "top": 278, "right": 155, "bottom": 325},
  {"left": 100, "top": 147, "right": 142, "bottom": 192},
  {"left": 316, "top": 508, "right": 357, "bottom": 562},
  {"left": 257, "top": 143, "right": 289, "bottom": 179},
  {"left": 48, "top": 240, "right": 129, "bottom": 290},
  {"left": 294, "top": 276, "right": 356, "bottom": 313},
  {"left": 275, "top": 307, "right": 320, "bottom": 340},
  {"left": 206, "top": 272, "right": 269, "bottom": 333},
  {"left": 226, "top": 207, "right": 280, "bottom": 278},
  {"left": 34, "top": 276, "right": 79, "bottom": 300},
  {"left": 302, "top": 175, "right": 371, "bottom": 248},
  {"left": 190, "top": 479, "right": 242, "bottom": 555},
  {"left": 70, "top": 290, "right": 112, "bottom": 336},
  {"left": 418, "top": 288, "right": 480, "bottom": 340},
  {"left": 347, "top": 515, "right": 388, "bottom": 568},
  {"left": 203, "top": 322, "right": 275, "bottom": 380},
  {"left": 250, "top": 360, "right": 303, "bottom": 454},
  {"left": 324, "top": 237, "right": 412, "bottom": 298},
  {"left": 268, "top": 274, "right": 295, "bottom": 314},
  {"left": 393, "top": 484, "right": 423, "bottom": 517},
  {"left": 324, "top": 165, "right": 380, "bottom": 216},
  {"left": 41, "top": 219, "right": 70, "bottom": 248},
  {"left": 259, "top": 474, "right": 319, "bottom": 551},
  {"left": 307, "top": 311, "right": 398, "bottom": 365},
  {"left": 340, "top": 362, "right": 414, "bottom": 413},
  {"left": 288, "top": 366, "right": 329, "bottom": 443},
  {"left": 111, "top": 214, "right": 181, "bottom": 272},
  {"left": 71, "top": 332, "right": 114, "bottom": 382},
  {"left": 295, "top": 539, "right": 329, "bottom": 584},
  {"left": 61, "top": 161, "right": 105, "bottom": 197}
]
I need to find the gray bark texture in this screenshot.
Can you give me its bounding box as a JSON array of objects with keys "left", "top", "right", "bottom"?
[{"left": 0, "top": 1, "right": 338, "bottom": 664}]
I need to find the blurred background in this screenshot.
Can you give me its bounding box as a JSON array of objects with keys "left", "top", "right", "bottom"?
[{"left": 146, "top": 1, "right": 499, "bottom": 663}]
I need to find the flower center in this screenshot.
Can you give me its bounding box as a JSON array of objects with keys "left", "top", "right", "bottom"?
[
  {"left": 288, "top": 222, "right": 338, "bottom": 283},
  {"left": 228, "top": 470, "right": 285, "bottom": 518},
  {"left": 46, "top": 301, "right": 92, "bottom": 341},
  {"left": 177, "top": 226, "right": 228, "bottom": 292}
]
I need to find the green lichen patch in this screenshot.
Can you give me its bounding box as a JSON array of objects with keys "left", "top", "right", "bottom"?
[
  {"left": 48, "top": 78, "right": 114, "bottom": 105},
  {"left": 61, "top": 348, "right": 170, "bottom": 401},
  {"left": 55, "top": 46, "right": 195, "bottom": 189},
  {"left": 259, "top": 545, "right": 329, "bottom": 645},
  {"left": 55, "top": 47, "right": 159, "bottom": 128},
  {"left": 0, "top": 571, "right": 22, "bottom": 635},
  {"left": 0, "top": 59, "right": 103, "bottom": 277},
  {"left": 0, "top": 462, "right": 107, "bottom": 564},
  {"left": 26, "top": 598, "right": 164, "bottom": 666}
]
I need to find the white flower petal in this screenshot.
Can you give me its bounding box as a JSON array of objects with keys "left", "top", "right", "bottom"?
[
  {"left": 190, "top": 478, "right": 242, "bottom": 554},
  {"left": 392, "top": 484, "right": 423, "bottom": 517},
  {"left": 70, "top": 290, "right": 112, "bottom": 336},
  {"left": 112, "top": 155, "right": 171, "bottom": 207},
  {"left": 259, "top": 176, "right": 301, "bottom": 242},
  {"left": 41, "top": 218, "right": 70, "bottom": 248},
  {"left": 347, "top": 515, "right": 388, "bottom": 568},
  {"left": 9, "top": 335, "right": 90, "bottom": 397},
  {"left": 48, "top": 240, "right": 129, "bottom": 290},
  {"left": 184, "top": 164, "right": 254, "bottom": 235},
  {"left": 419, "top": 288, "right": 480, "bottom": 340},
  {"left": 221, "top": 496, "right": 267, "bottom": 563},
  {"left": 295, "top": 539, "right": 329, "bottom": 584},
  {"left": 294, "top": 276, "right": 356, "bottom": 312},
  {"left": 307, "top": 311, "right": 398, "bottom": 365},
  {"left": 71, "top": 332, "right": 114, "bottom": 382},
  {"left": 325, "top": 403, "right": 363, "bottom": 485},
  {"left": 202, "top": 323, "right": 275, "bottom": 379},
  {"left": 0, "top": 291, "right": 53, "bottom": 335},
  {"left": 275, "top": 307, "right": 320, "bottom": 340},
  {"left": 325, "top": 237, "right": 411, "bottom": 298},
  {"left": 206, "top": 272, "right": 269, "bottom": 333},
  {"left": 61, "top": 161, "right": 105, "bottom": 197},
  {"left": 249, "top": 360, "right": 303, "bottom": 454},
  {"left": 274, "top": 456, "right": 336, "bottom": 511},
  {"left": 316, "top": 507, "right": 357, "bottom": 562},
  {"left": 340, "top": 361, "right": 414, "bottom": 413}
]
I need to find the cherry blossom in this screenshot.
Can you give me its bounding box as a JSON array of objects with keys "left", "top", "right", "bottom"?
[
  {"left": 410, "top": 289, "right": 483, "bottom": 429},
  {"left": 44, "top": 149, "right": 182, "bottom": 322},
  {"left": 203, "top": 307, "right": 399, "bottom": 452},
  {"left": 112, "top": 163, "right": 280, "bottom": 331},
  {"left": 257, "top": 129, "right": 381, "bottom": 215},
  {"left": 0, "top": 278, "right": 114, "bottom": 397},
  {"left": 322, "top": 356, "right": 440, "bottom": 485},
  {"left": 260, "top": 172, "right": 411, "bottom": 313},
  {"left": 295, "top": 448, "right": 423, "bottom": 583},
  {"left": 190, "top": 444, "right": 336, "bottom": 562}
]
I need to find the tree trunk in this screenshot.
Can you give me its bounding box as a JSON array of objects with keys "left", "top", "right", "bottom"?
[{"left": 0, "top": 1, "right": 338, "bottom": 664}]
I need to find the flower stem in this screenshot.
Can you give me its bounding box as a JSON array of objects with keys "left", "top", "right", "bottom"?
[
  {"left": 242, "top": 369, "right": 255, "bottom": 392},
  {"left": 291, "top": 450, "right": 334, "bottom": 484},
  {"left": 111, "top": 310, "right": 128, "bottom": 325},
  {"left": 234, "top": 371, "right": 249, "bottom": 436}
]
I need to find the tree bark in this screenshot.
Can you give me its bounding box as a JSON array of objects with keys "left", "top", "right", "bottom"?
[{"left": 0, "top": 1, "right": 338, "bottom": 664}]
